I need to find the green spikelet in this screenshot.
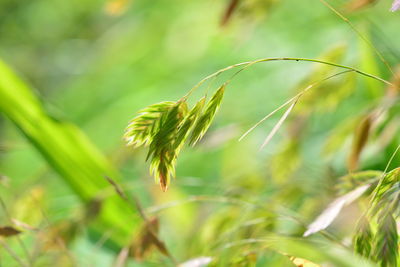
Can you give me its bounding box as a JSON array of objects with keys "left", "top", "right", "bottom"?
[
  {"left": 174, "top": 96, "right": 206, "bottom": 151},
  {"left": 373, "top": 211, "right": 398, "bottom": 267},
  {"left": 124, "top": 101, "right": 176, "bottom": 147},
  {"left": 147, "top": 101, "right": 188, "bottom": 191},
  {"left": 189, "top": 84, "right": 226, "bottom": 146},
  {"left": 353, "top": 216, "right": 373, "bottom": 258},
  {"left": 370, "top": 168, "right": 400, "bottom": 215},
  {"left": 148, "top": 98, "right": 205, "bottom": 191},
  {"left": 124, "top": 86, "right": 224, "bottom": 191}
]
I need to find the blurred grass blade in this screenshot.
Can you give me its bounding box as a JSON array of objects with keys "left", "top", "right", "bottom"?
[
  {"left": 348, "top": 114, "right": 372, "bottom": 172},
  {"left": 289, "top": 256, "right": 321, "bottom": 267},
  {"left": 225, "top": 235, "right": 376, "bottom": 267},
  {"left": 391, "top": 0, "right": 400, "bottom": 11},
  {"left": 358, "top": 26, "right": 384, "bottom": 98},
  {"left": 346, "top": 0, "right": 378, "bottom": 12},
  {"left": 114, "top": 247, "right": 129, "bottom": 267},
  {"left": 0, "top": 59, "right": 141, "bottom": 246},
  {"left": 220, "top": 0, "right": 240, "bottom": 26},
  {"left": 304, "top": 184, "right": 370, "bottom": 237},
  {"left": 179, "top": 257, "right": 213, "bottom": 267}
]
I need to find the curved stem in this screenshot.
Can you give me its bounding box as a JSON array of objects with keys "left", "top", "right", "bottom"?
[
  {"left": 319, "top": 0, "right": 396, "bottom": 77},
  {"left": 183, "top": 57, "right": 394, "bottom": 99},
  {"left": 239, "top": 70, "right": 354, "bottom": 141}
]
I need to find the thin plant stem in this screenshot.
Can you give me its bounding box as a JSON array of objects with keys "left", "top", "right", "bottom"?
[
  {"left": 0, "top": 196, "right": 32, "bottom": 266},
  {"left": 146, "top": 195, "right": 254, "bottom": 214},
  {"left": 259, "top": 97, "right": 299, "bottom": 150},
  {"left": 28, "top": 193, "right": 76, "bottom": 265},
  {"left": 145, "top": 194, "right": 350, "bottom": 249},
  {"left": 219, "top": 235, "right": 346, "bottom": 251},
  {"left": 239, "top": 70, "right": 354, "bottom": 141},
  {"left": 0, "top": 239, "right": 28, "bottom": 267},
  {"left": 182, "top": 57, "right": 393, "bottom": 100},
  {"left": 103, "top": 176, "right": 177, "bottom": 265},
  {"left": 319, "top": 0, "right": 396, "bottom": 77}
]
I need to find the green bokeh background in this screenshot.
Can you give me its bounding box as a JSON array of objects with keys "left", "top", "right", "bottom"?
[{"left": 0, "top": 0, "right": 399, "bottom": 266}]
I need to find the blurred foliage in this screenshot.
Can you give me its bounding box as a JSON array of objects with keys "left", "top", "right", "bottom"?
[{"left": 0, "top": 0, "right": 400, "bottom": 266}]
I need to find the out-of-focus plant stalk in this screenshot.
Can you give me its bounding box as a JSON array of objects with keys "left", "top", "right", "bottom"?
[{"left": 0, "top": 59, "right": 142, "bottom": 246}]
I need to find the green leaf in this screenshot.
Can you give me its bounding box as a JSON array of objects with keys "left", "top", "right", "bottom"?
[{"left": 0, "top": 59, "right": 141, "bottom": 246}]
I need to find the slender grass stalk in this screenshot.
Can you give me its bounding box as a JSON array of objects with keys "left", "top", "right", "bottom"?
[
  {"left": 239, "top": 70, "right": 354, "bottom": 141},
  {"left": 144, "top": 193, "right": 352, "bottom": 250},
  {"left": 0, "top": 196, "right": 32, "bottom": 266},
  {"left": 318, "top": 0, "right": 396, "bottom": 77},
  {"left": 104, "top": 176, "right": 177, "bottom": 265},
  {"left": 183, "top": 57, "right": 393, "bottom": 100},
  {"left": 28, "top": 193, "right": 76, "bottom": 265},
  {"left": 146, "top": 195, "right": 255, "bottom": 214},
  {"left": 0, "top": 239, "right": 28, "bottom": 267},
  {"left": 259, "top": 98, "right": 299, "bottom": 150},
  {"left": 130, "top": 57, "right": 394, "bottom": 191}
]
